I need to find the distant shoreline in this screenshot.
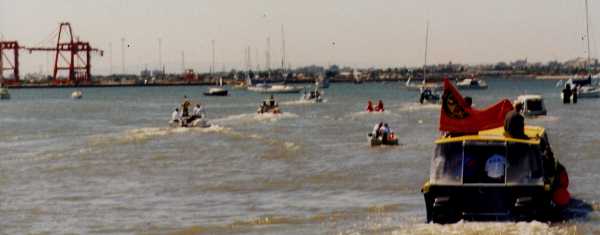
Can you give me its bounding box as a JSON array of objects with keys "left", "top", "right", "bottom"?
[{"left": 3, "top": 74, "right": 573, "bottom": 89}]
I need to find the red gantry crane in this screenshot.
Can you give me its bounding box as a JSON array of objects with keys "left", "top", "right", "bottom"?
[
  {"left": 0, "top": 22, "right": 103, "bottom": 86},
  {"left": 0, "top": 41, "right": 21, "bottom": 85},
  {"left": 26, "top": 22, "right": 103, "bottom": 85}
]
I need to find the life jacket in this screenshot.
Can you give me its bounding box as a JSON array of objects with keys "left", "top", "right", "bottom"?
[{"left": 366, "top": 103, "right": 374, "bottom": 112}]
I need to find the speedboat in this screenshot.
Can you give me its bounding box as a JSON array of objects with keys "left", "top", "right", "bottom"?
[
  {"left": 204, "top": 77, "right": 228, "bottom": 96},
  {"left": 301, "top": 88, "right": 323, "bottom": 103},
  {"left": 514, "top": 95, "right": 547, "bottom": 117},
  {"left": 71, "top": 90, "right": 83, "bottom": 99},
  {"left": 367, "top": 132, "right": 398, "bottom": 146},
  {"left": 422, "top": 125, "right": 570, "bottom": 223},
  {"left": 456, "top": 78, "right": 488, "bottom": 90},
  {"left": 247, "top": 83, "right": 303, "bottom": 94},
  {"left": 419, "top": 88, "right": 440, "bottom": 104},
  {"left": 0, "top": 86, "right": 10, "bottom": 100}
]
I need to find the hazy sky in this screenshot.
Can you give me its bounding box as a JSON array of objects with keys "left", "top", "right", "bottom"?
[{"left": 1, "top": 0, "right": 599, "bottom": 75}]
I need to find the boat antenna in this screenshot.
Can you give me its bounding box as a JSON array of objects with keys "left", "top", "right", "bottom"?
[{"left": 585, "top": 0, "right": 591, "bottom": 74}]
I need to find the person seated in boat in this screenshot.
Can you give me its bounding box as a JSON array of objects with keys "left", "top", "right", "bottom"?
[
  {"left": 375, "top": 100, "right": 384, "bottom": 112},
  {"left": 189, "top": 104, "right": 205, "bottom": 122},
  {"left": 562, "top": 84, "right": 572, "bottom": 104},
  {"left": 372, "top": 122, "right": 383, "bottom": 139},
  {"left": 464, "top": 96, "right": 473, "bottom": 109},
  {"left": 504, "top": 102, "right": 528, "bottom": 139},
  {"left": 572, "top": 85, "right": 578, "bottom": 104},
  {"left": 171, "top": 108, "right": 181, "bottom": 124},
  {"left": 366, "top": 100, "right": 374, "bottom": 112},
  {"left": 381, "top": 123, "right": 391, "bottom": 143}
]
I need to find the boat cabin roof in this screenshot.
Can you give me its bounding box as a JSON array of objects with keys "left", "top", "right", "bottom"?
[
  {"left": 516, "top": 94, "right": 543, "bottom": 101},
  {"left": 435, "top": 125, "right": 544, "bottom": 145}
]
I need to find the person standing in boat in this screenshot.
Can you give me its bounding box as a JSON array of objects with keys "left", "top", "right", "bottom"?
[
  {"left": 181, "top": 95, "right": 192, "bottom": 117},
  {"left": 268, "top": 95, "right": 275, "bottom": 107},
  {"left": 562, "top": 84, "right": 572, "bottom": 104}
]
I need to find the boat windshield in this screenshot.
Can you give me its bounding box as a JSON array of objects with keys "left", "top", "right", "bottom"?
[
  {"left": 526, "top": 99, "right": 544, "bottom": 112},
  {"left": 431, "top": 141, "right": 544, "bottom": 185}
]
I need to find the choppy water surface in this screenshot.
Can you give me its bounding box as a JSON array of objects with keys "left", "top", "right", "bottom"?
[{"left": 1, "top": 79, "right": 599, "bottom": 234}]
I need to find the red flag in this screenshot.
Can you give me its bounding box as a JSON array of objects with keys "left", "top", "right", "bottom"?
[{"left": 439, "top": 78, "right": 513, "bottom": 133}]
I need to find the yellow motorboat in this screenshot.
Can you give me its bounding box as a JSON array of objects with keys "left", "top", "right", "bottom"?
[{"left": 422, "top": 125, "right": 570, "bottom": 223}]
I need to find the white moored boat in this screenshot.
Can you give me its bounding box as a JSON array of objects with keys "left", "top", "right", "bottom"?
[
  {"left": 456, "top": 78, "right": 488, "bottom": 90},
  {"left": 577, "top": 85, "right": 600, "bottom": 98},
  {"left": 247, "top": 83, "right": 303, "bottom": 94},
  {"left": 204, "top": 78, "right": 228, "bottom": 96},
  {"left": 71, "top": 90, "right": 83, "bottom": 99}
]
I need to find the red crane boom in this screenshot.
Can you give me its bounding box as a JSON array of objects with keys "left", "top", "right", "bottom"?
[{"left": 23, "top": 22, "right": 103, "bottom": 85}]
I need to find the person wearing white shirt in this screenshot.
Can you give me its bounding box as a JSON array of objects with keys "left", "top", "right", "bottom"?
[
  {"left": 192, "top": 104, "right": 205, "bottom": 118},
  {"left": 171, "top": 108, "right": 181, "bottom": 123},
  {"left": 372, "top": 122, "right": 383, "bottom": 139}
]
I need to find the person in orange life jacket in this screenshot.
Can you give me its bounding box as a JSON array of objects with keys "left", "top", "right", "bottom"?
[
  {"left": 366, "top": 100, "right": 374, "bottom": 112},
  {"left": 375, "top": 100, "right": 384, "bottom": 112}
]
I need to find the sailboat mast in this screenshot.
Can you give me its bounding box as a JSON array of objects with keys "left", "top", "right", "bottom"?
[
  {"left": 423, "top": 22, "right": 430, "bottom": 84},
  {"left": 281, "top": 24, "right": 286, "bottom": 72},
  {"left": 211, "top": 39, "right": 216, "bottom": 75},
  {"left": 585, "top": 0, "right": 591, "bottom": 73}
]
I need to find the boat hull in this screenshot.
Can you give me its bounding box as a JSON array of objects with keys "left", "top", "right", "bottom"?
[
  {"left": 170, "top": 117, "right": 211, "bottom": 128},
  {"left": 248, "top": 86, "right": 303, "bottom": 94},
  {"left": 204, "top": 90, "right": 228, "bottom": 96},
  {"left": 367, "top": 133, "right": 398, "bottom": 146},
  {"left": 0, "top": 88, "right": 9, "bottom": 100}
]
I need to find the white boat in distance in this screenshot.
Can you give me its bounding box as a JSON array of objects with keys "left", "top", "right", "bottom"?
[
  {"left": 577, "top": 84, "right": 600, "bottom": 98},
  {"left": 456, "top": 78, "right": 488, "bottom": 90},
  {"left": 71, "top": 90, "right": 83, "bottom": 99},
  {"left": 404, "top": 77, "right": 442, "bottom": 91},
  {"left": 0, "top": 86, "right": 10, "bottom": 100},
  {"left": 247, "top": 83, "right": 303, "bottom": 93}
]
